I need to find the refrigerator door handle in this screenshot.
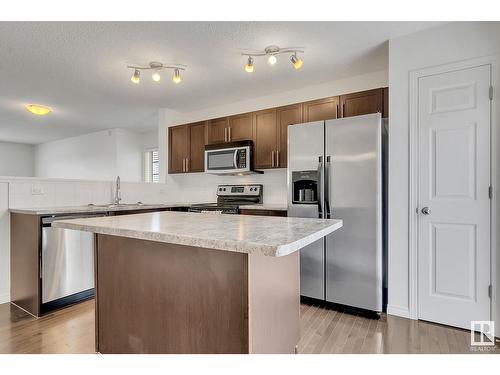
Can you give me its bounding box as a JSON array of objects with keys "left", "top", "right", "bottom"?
[
  {"left": 325, "top": 155, "right": 331, "bottom": 219},
  {"left": 318, "top": 156, "right": 323, "bottom": 218}
]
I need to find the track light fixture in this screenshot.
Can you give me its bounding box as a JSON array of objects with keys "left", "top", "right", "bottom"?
[
  {"left": 241, "top": 45, "right": 304, "bottom": 73},
  {"left": 127, "top": 61, "right": 186, "bottom": 84}
]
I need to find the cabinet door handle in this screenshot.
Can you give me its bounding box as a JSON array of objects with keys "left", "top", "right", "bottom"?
[
  {"left": 186, "top": 158, "right": 189, "bottom": 172},
  {"left": 271, "top": 150, "right": 275, "bottom": 167},
  {"left": 224, "top": 128, "right": 227, "bottom": 142},
  {"left": 228, "top": 127, "right": 232, "bottom": 142},
  {"left": 276, "top": 150, "right": 279, "bottom": 167},
  {"left": 182, "top": 158, "right": 185, "bottom": 172},
  {"left": 342, "top": 103, "right": 345, "bottom": 117},
  {"left": 336, "top": 104, "right": 339, "bottom": 118}
]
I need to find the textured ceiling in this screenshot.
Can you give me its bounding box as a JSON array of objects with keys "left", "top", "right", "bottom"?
[{"left": 0, "top": 21, "right": 443, "bottom": 144}]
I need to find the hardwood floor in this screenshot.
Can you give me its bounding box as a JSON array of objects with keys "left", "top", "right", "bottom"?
[
  {"left": 297, "top": 302, "right": 499, "bottom": 354},
  {"left": 0, "top": 300, "right": 95, "bottom": 354},
  {"left": 0, "top": 300, "right": 498, "bottom": 354}
]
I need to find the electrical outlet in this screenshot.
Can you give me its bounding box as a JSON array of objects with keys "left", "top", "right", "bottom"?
[{"left": 31, "top": 186, "right": 44, "bottom": 195}]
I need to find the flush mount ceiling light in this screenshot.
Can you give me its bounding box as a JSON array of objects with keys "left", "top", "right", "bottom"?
[
  {"left": 26, "top": 104, "right": 52, "bottom": 116},
  {"left": 241, "top": 45, "right": 304, "bottom": 73},
  {"left": 127, "top": 61, "right": 186, "bottom": 84}
]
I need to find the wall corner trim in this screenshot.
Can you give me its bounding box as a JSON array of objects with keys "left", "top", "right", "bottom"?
[{"left": 0, "top": 293, "right": 10, "bottom": 305}]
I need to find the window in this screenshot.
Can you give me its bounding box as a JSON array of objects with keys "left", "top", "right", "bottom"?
[{"left": 144, "top": 149, "right": 160, "bottom": 183}]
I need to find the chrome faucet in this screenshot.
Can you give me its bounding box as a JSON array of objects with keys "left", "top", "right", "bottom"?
[{"left": 114, "top": 176, "right": 121, "bottom": 205}]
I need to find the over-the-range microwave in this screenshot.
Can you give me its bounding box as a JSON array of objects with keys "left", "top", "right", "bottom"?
[{"left": 204, "top": 140, "right": 262, "bottom": 175}]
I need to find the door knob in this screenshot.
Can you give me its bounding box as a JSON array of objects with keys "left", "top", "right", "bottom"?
[{"left": 421, "top": 207, "right": 431, "bottom": 215}]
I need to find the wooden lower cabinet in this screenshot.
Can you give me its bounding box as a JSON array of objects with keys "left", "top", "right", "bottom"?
[
  {"left": 277, "top": 103, "right": 303, "bottom": 168},
  {"left": 340, "top": 88, "right": 383, "bottom": 118},
  {"left": 10, "top": 213, "right": 41, "bottom": 316},
  {"left": 95, "top": 234, "right": 299, "bottom": 353},
  {"left": 239, "top": 209, "right": 287, "bottom": 217},
  {"left": 303, "top": 96, "right": 339, "bottom": 122},
  {"left": 253, "top": 109, "right": 278, "bottom": 169}
]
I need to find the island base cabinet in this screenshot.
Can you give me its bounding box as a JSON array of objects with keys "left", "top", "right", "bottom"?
[{"left": 94, "top": 234, "right": 299, "bottom": 354}]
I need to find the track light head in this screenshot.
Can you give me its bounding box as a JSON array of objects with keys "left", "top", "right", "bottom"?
[
  {"left": 268, "top": 55, "right": 277, "bottom": 66},
  {"left": 245, "top": 56, "right": 254, "bottom": 73},
  {"left": 152, "top": 71, "right": 161, "bottom": 82},
  {"left": 172, "top": 68, "right": 182, "bottom": 83},
  {"left": 290, "top": 54, "right": 303, "bottom": 70},
  {"left": 131, "top": 69, "right": 141, "bottom": 83}
]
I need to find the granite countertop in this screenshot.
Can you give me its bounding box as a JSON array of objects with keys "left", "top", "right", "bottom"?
[
  {"left": 9, "top": 202, "right": 287, "bottom": 215},
  {"left": 9, "top": 203, "right": 197, "bottom": 216},
  {"left": 53, "top": 211, "right": 342, "bottom": 257}
]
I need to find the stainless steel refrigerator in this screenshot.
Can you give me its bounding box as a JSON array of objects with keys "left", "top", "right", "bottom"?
[{"left": 288, "top": 113, "right": 383, "bottom": 312}]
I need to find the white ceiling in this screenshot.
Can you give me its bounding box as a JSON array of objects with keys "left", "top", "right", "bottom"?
[{"left": 0, "top": 21, "right": 443, "bottom": 144}]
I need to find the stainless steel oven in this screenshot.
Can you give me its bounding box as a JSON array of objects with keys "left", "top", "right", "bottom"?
[{"left": 205, "top": 140, "right": 261, "bottom": 175}]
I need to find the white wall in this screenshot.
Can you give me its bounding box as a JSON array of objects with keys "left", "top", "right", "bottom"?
[
  {"left": 0, "top": 141, "right": 35, "bottom": 177},
  {"left": 35, "top": 129, "right": 118, "bottom": 180},
  {"left": 115, "top": 129, "right": 143, "bottom": 182},
  {"left": 35, "top": 128, "right": 147, "bottom": 182},
  {"left": 142, "top": 130, "right": 158, "bottom": 150},
  {"left": 388, "top": 22, "right": 500, "bottom": 325},
  {"left": 158, "top": 69, "right": 388, "bottom": 204}
]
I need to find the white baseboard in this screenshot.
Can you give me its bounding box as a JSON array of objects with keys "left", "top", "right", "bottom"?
[
  {"left": 0, "top": 293, "right": 10, "bottom": 305},
  {"left": 387, "top": 304, "right": 412, "bottom": 319}
]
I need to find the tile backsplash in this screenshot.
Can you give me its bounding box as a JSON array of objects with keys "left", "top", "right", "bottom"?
[{"left": 3, "top": 168, "right": 288, "bottom": 209}]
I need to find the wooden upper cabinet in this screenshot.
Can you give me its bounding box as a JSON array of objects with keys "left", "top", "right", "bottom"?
[
  {"left": 253, "top": 109, "right": 278, "bottom": 169},
  {"left": 207, "top": 117, "right": 229, "bottom": 144},
  {"left": 188, "top": 121, "right": 206, "bottom": 172},
  {"left": 303, "top": 96, "right": 339, "bottom": 122},
  {"left": 277, "top": 103, "right": 303, "bottom": 168},
  {"left": 340, "top": 88, "right": 383, "bottom": 118},
  {"left": 228, "top": 113, "right": 253, "bottom": 142},
  {"left": 168, "top": 125, "right": 189, "bottom": 174},
  {"left": 383, "top": 87, "right": 389, "bottom": 118}
]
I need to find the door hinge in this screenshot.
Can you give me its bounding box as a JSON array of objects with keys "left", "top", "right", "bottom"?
[
  {"left": 489, "top": 186, "right": 493, "bottom": 199},
  {"left": 488, "top": 285, "right": 492, "bottom": 299},
  {"left": 489, "top": 86, "right": 493, "bottom": 101}
]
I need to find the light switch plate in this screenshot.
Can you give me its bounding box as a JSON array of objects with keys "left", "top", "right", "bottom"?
[{"left": 31, "top": 186, "right": 44, "bottom": 195}]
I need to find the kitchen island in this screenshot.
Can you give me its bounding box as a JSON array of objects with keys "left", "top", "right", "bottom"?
[{"left": 53, "top": 211, "right": 342, "bottom": 354}]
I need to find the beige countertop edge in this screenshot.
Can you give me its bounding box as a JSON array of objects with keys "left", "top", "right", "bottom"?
[{"left": 52, "top": 219, "right": 343, "bottom": 257}]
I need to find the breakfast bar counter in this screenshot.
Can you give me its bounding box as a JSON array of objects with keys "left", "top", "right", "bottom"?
[{"left": 54, "top": 211, "right": 342, "bottom": 354}]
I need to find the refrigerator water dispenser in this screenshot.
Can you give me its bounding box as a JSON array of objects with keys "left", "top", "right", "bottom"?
[{"left": 292, "top": 170, "right": 318, "bottom": 204}]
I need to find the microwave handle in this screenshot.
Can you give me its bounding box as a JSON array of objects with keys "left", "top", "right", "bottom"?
[{"left": 233, "top": 150, "right": 238, "bottom": 168}]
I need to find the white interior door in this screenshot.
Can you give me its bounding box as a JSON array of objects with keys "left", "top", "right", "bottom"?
[{"left": 417, "top": 64, "right": 491, "bottom": 330}]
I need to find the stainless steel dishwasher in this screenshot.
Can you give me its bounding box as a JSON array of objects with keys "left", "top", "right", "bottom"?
[{"left": 41, "top": 212, "right": 107, "bottom": 312}]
